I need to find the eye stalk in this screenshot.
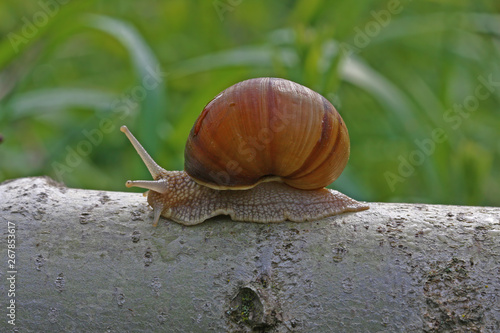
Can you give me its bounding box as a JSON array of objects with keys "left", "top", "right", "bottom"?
[
  {"left": 121, "top": 126, "right": 170, "bottom": 193},
  {"left": 125, "top": 179, "right": 169, "bottom": 194},
  {"left": 120, "top": 126, "right": 166, "bottom": 179}
]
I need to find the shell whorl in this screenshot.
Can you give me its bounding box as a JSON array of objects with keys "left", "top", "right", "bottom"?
[{"left": 184, "top": 77, "right": 350, "bottom": 191}]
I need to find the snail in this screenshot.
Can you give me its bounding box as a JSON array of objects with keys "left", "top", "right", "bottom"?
[{"left": 121, "top": 77, "right": 368, "bottom": 226}]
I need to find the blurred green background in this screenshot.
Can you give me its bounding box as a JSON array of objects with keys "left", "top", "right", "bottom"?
[{"left": 0, "top": 0, "right": 499, "bottom": 206}]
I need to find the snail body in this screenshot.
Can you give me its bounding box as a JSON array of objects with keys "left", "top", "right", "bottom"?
[{"left": 122, "top": 77, "right": 368, "bottom": 226}]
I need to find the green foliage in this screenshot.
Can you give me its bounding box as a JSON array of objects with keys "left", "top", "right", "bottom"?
[{"left": 0, "top": 0, "right": 498, "bottom": 206}]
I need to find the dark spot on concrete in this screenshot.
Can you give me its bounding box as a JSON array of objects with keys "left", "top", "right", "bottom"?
[
  {"left": 332, "top": 246, "right": 348, "bottom": 263},
  {"left": 80, "top": 212, "right": 91, "bottom": 224},
  {"left": 456, "top": 212, "right": 475, "bottom": 223},
  {"left": 114, "top": 287, "right": 126, "bottom": 306},
  {"left": 35, "top": 254, "right": 44, "bottom": 271},
  {"left": 144, "top": 248, "right": 153, "bottom": 266},
  {"left": 48, "top": 307, "right": 58, "bottom": 323},
  {"left": 342, "top": 277, "right": 354, "bottom": 294},
  {"left": 55, "top": 273, "right": 65, "bottom": 292},
  {"left": 36, "top": 191, "right": 48, "bottom": 203},
  {"left": 157, "top": 309, "right": 168, "bottom": 323},
  {"left": 130, "top": 210, "right": 144, "bottom": 221},
  {"left": 99, "top": 192, "right": 112, "bottom": 204},
  {"left": 285, "top": 318, "right": 303, "bottom": 330},
  {"left": 258, "top": 274, "right": 269, "bottom": 288},
  {"left": 131, "top": 230, "right": 141, "bottom": 243},
  {"left": 32, "top": 208, "right": 45, "bottom": 220},
  {"left": 150, "top": 277, "right": 162, "bottom": 296}
]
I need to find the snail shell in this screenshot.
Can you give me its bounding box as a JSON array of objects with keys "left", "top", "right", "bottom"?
[{"left": 184, "top": 77, "right": 350, "bottom": 190}]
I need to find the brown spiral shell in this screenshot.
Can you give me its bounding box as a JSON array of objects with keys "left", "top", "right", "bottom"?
[{"left": 184, "top": 77, "right": 350, "bottom": 190}]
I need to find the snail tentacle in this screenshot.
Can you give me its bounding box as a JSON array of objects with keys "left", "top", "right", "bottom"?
[
  {"left": 126, "top": 179, "right": 169, "bottom": 194},
  {"left": 120, "top": 126, "right": 166, "bottom": 179}
]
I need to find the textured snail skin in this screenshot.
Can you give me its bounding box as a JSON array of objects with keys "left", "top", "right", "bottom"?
[{"left": 145, "top": 170, "right": 368, "bottom": 225}]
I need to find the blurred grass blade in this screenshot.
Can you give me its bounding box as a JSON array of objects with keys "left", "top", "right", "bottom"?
[
  {"left": 289, "top": 0, "right": 325, "bottom": 25},
  {"left": 172, "top": 46, "right": 298, "bottom": 78},
  {"left": 466, "top": 13, "right": 500, "bottom": 36},
  {"left": 0, "top": 1, "right": 93, "bottom": 69},
  {"left": 5, "top": 88, "right": 116, "bottom": 120},
  {"left": 365, "top": 13, "right": 500, "bottom": 59},
  {"left": 370, "top": 13, "right": 454, "bottom": 45},
  {"left": 84, "top": 14, "right": 168, "bottom": 155},
  {"left": 339, "top": 54, "right": 420, "bottom": 135}
]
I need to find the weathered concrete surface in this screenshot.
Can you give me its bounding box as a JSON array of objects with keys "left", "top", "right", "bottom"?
[{"left": 0, "top": 176, "right": 499, "bottom": 332}]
